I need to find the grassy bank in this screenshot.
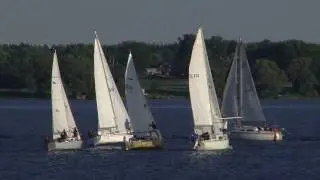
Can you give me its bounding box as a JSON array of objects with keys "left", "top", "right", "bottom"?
[
  {"left": 0, "top": 78, "right": 315, "bottom": 100},
  {"left": 140, "top": 78, "right": 189, "bottom": 99}
]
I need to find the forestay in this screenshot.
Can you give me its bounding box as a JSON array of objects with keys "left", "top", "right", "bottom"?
[
  {"left": 188, "top": 27, "right": 223, "bottom": 135},
  {"left": 125, "top": 52, "right": 154, "bottom": 133},
  {"left": 51, "top": 51, "right": 78, "bottom": 140}
]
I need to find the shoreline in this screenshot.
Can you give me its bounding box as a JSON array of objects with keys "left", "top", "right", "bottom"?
[{"left": 0, "top": 95, "right": 318, "bottom": 101}]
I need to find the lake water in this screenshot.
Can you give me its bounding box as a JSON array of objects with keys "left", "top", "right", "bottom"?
[{"left": 0, "top": 99, "right": 320, "bottom": 180}]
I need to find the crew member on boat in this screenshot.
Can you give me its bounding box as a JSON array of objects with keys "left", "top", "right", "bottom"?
[
  {"left": 59, "top": 129, "right": 67, "bottom": 142},
  {"left": 190, "top": 131, "right": 199, "bottom": 143},
  {"left": 73, "top": 127, "right": 78, "bottom": 138},
  {"left": 150, "top": 121, "right": 157, "bottom": 129},
  {"left": 222, "top": 128, "right": 227, "bottom": 134},
  {"left": 200, "top": 132, "right": 210, "bottom": 140},
  {"left": 87, "top": 130, "right": 94, "bottom": 138},
  {"left": 125, "top": 118, "right": 131, "bottom": 133}
]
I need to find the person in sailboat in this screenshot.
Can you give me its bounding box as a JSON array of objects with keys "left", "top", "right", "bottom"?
[
  {"left": 73, "top": 127, "right": 78, "bottom": 138},
  {"left": 200, "top": 132, "right": 210, "bottom": 140},
  {"left": 190, "top": 131, "right": 199, "bottom": 143},
  {"left": 87, "top": 130, "right": 93, "bottom": 138},
  {"left": 150, "top": 121, "right": 157, "bottom": 130},
  {"left": 125, "top": 118, "right": 131, "bottom": 133},
  {"left": 222, "top": 128, "right": 227, "bottom": 134},
  {"left": 59, "top": 129, "right": 67, "bottom": 142},
  {"left": 62, "top": 129, "right": 67, "bottom": 137}
]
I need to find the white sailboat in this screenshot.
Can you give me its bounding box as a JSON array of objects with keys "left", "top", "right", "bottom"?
[
  {"left": 124, "top": 52, "right": 163, "bottom": 150},
  {"left": 47, "top": 50, "right": 83, "bottom": 151},
  {"left": 188, "top": 27, "right": 232, "bottom": 150},
  {"left": 87, "top": 31, "right": 133, "bottom": 147},
  {"left": 221, "top": 38, "right": 283, "bottom": 141}
]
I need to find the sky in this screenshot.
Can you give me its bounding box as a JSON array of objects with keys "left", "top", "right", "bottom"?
[{"left": 0, "top": 0, "right": 319, "bottom": 45}]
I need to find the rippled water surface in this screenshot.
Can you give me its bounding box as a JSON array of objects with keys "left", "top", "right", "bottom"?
[{"left": 0, "top": 99, "right": 320, "bottom": 180}]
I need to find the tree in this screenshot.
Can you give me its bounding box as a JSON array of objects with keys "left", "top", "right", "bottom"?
[
  {"left": 2, "top": 35, "right": 320, "bottom": 99},
  {"left": 253, "top": 59, "right": 288, "bottom": 98},
  {"left": 171, "top": 34, "right": 195, "bottom": 76},
  {"left": 287, "top": 57, "right": 318, "bottom": 97}
]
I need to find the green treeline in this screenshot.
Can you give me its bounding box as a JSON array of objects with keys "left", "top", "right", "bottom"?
[{"left": 0, "top": 34, "right": 320, "bottom": 99}]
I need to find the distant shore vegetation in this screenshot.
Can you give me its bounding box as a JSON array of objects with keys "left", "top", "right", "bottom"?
[{"left": 0, "top": 34, "right": 320, "bottom": 100}]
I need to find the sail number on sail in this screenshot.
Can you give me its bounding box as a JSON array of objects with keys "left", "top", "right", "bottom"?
[{"left": 189, "top": 73, "right": 200, "bottom": 78}]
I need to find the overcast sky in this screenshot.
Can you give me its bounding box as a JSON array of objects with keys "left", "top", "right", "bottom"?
[{"left": 0, "top": 0, "right": 319, "bottom": 44}]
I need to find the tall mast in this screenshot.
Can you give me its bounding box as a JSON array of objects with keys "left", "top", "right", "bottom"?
[
  {"left": 234, "top": 37, "right": 243, "bottom": 127},
  {"left": 238, "top": 37, "right": 244, "bottom": 123}
]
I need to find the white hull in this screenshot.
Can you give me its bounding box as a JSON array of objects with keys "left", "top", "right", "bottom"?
[
  {"left": 47, "top": 140, "right": 83, "bottom": 151},
  {"left": 230, "top": 130, "right": 283, "bottom": 141},
  {"left": 87, "top": 133, "right": 133, "bottom": 147},
  {"left": 194, "top": 136, "right": 231, "bottom": 150}
]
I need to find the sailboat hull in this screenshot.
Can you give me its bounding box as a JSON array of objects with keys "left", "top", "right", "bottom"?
[
  {"left": 47, "top": 140, "right": 83, "bottom": 151},
  {"left": 87, "top": 133, "right": 133, "bottom": 147},
  {"left": 195, "top": 138, "right": 231, "bottom": 150},
  {"left": 124, "top": 129, "right": 163, "bottom": 150},
  {"left": 230, "top": 130, "right": 283, "bottom": 141},
  {"left": 124, "top": 139, "right": 163, "bottom": 150}
]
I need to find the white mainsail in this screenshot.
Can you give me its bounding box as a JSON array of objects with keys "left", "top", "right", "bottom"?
[
  {"left": 51, "top": 50, "right": 78, "bottom": 139},
  {"left": 125, "top": 52, "right": 154, "bottom": 133},
  {"left": 94, "top": 31, "right": 130, "bottom": 133},
  {"left": 221, "top": 39, "right": 266, "bottom": 124},
  {"left": 189, "top": 27, "right": 224, "bottom": 136}
]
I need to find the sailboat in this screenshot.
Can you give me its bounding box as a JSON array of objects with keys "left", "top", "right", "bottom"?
[
  {"left": 188, "top": 27, "right": 232, "bottom": 150},
  {"left": 221, "top": 38, "right": 283, "bottom": 141},
  {"left": 124, "top": 52, "right": 163, "bottom": 150},
  {"left": 47, "top": 50, "right": 83, "bottom": 151},
  {"left": 87, "top": 31, "right": 133, "bottom": 147}
]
